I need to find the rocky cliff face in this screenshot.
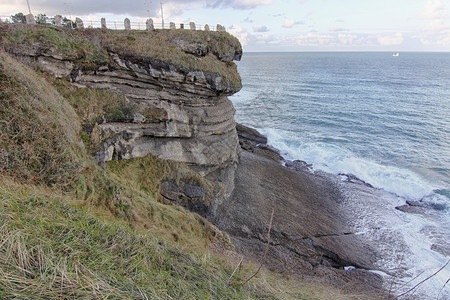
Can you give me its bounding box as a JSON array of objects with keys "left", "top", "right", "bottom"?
[{"left": 2, "top": 25, "right": 242, "bottom": 215}]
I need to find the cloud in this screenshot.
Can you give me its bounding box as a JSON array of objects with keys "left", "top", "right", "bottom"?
[
  {"left": 417, "top": 0, "right": 450, "bottom": 46},
  {"left": 420, "top": 0, "right": 444, "bottom": 19},
  {"left": 7, "top": 0, "right": 188, "bottom": 18},
  {"left": 329, "top": 27, "right": 348, "bottom": 32},
  {"left": 228, "top": 24, "right": 250, "bottom": 46},
  {"left": 253, "top": 25, "right": 269, "bottom": 32},
  {"left": 207, "top": 0, "right": 273, "bottom": 9},
  {"left": 7, "top": 0, "right": 274, "bottom": 18},
  {"left": 283, "top": 18, "right": 304, "bottom": 28},
  {"left": 235, "top": 0, "right": 273, "bottom": 8},
  {"left": 295, "top": 32, "right": 333, "bottom": 46},
  {"left": 377, "top": 33, "right": 404, "bottom": 45},
  {"left": 338, "top": 33, "right": 357, "bottom": 45}
]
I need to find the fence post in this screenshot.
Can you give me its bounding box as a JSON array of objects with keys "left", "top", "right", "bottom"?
[
  {"left": 146, "top": 18, "right": 154, "bottom": 31},
  {"left": 54, "top": 15, "right": 62, "bottom": 27},
  {"left": 217, "top": 24, "right": 226, "bottom": 32},
  {"left": 189, "top": 22, "right": 196, "bottom": 30},
  {"left": 101, "top": 17, "right": 107, "bottom": 29},
  {"left": 26, "top": 14, "right": 36, "bottom": 25},
  {"left": 124, "top": 18, "right": 131, "bottom": 31},
  {"left": 169, "top": 22, "right": 175, "bottom": 29},
  {"left": 76, "top": 17, "right": 84, "bottom": 29}
]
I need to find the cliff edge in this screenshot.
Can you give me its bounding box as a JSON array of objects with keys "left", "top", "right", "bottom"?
[{"left": 2, "top": 24, "right": 242, "bottom": 216}]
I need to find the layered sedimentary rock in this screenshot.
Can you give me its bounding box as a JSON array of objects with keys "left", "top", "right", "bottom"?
[{"left": 4, "top": 26, "right": 242, "bottom": 213}]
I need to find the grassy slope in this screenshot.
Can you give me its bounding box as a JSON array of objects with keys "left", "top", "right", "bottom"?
[{"left": 0, "top": 30, "right": 362, "bottom": 299}]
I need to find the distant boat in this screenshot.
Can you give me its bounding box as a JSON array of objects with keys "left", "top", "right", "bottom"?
[{"left": 393, "top": 52, "right": 399, "bottom": 57}]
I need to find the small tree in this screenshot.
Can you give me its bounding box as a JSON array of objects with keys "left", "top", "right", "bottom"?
[
  {"left": 35, "top": 14, "right": 49, "bottom": 25},
  {"left": 62, "top": 16, "right": 76, "bottom": 28},
  {"left": 11, "top": 13, "right": 26, "bottom": 23}
]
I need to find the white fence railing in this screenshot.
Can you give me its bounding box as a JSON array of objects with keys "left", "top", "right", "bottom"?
[{"left": 0, "top": 15, "right": 226, "bottom": 32}]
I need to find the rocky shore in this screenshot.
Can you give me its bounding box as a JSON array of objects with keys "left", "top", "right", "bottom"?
[{"left": 215, "top": 124, "right": 387, "bottom": 297}]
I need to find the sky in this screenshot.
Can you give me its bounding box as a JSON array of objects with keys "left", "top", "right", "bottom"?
[{"left": 1, "top": 0, "right": 450, "bottom": 52}]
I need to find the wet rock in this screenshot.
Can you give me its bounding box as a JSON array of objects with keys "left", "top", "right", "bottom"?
[
  {"left": 253, "top": 144, "right": 282, "bottom": 161},
  {"left": 285, "top": 160, "right": 313, "bottom": 172},
  {"left": 236, "top": 123, "right": 267, "bottom": 145},
  {"left": 339, "top": 173, "right": 373, "bottom": 188},
  {"left": 395, "top": 205, "right": 426, "bottom": 214}
]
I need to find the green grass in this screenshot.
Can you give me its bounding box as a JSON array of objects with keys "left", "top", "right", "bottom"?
[
  {"left": 1, "top": 179, "right": 364, "bottom": 299},
  {"left": 0, "top": 51, "right": 82, "bottom": 189},
  {"left": 0, "top": 182, "right": 249, "bottom": 299}
]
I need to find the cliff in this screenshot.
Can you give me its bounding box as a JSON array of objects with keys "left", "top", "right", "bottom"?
[
  {"left": 0, "top": 23, "right": 384, "bottom": 298},
  {"left": 2, "top": 24, "right": 242, "bottom": 216}
]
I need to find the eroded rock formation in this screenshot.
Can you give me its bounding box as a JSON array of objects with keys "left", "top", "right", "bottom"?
[{"left": 4, "top": 26, "right": 242, "bottom": 214}]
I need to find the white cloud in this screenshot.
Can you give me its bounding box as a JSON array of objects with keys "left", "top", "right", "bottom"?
[
  {"left": 329, "top": 27, "right": 347, "bottom": 32},
  {"left": 228, "top": 24, "right": 249, "bottom": 46},
  {"left": 417, "top": 0, "right": 450, "bottom": 46},
  {"left": 253, "top": 25, "right": 269, "bottom": 32},
  {"left": 283, "top": 18, "right": 304, "bottom": 28},
  {"left": 207, "top": 0, "right": 273, "bottom": 9},
  {"left": 338, "top": 33, "right": 357, "bottom": 45},
  {"left": 283, "top": 19, "right": 296, "bottom": 28},
  {"left": 5, "top": 0, "right": 274, "bottom": 18},
  {"left": 296, "top": 32, "right": 333, "bottom": 46},
  {"left": 420, "top": 0, "right": 444, "bottom": 19},
  {"left": 235, "top": 0, "right": 273, "bottom": 8},
  {"left": 377, "top": 33, "right": 404, "bottom": 45}
]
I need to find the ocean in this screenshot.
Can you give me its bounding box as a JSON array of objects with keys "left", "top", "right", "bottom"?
[{"left": 230, "top": 52, "right": 450, "bottom": 299}]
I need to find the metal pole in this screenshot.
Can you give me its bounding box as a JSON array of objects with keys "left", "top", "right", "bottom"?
[
  {"left": 26, "top": 0, "right": 32, "bottom": 14},
  {"left": 145, "top": 1, "right": 152, "bottom": 20},
  {"left": 160, "top": 0, "right": 164, "bottom": 29}
]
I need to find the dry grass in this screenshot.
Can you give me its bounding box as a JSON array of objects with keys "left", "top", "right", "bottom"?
[{"left": 0, "top": 51, "right": 82, "bottom": 189}]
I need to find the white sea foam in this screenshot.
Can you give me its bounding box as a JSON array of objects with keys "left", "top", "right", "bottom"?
[
  {"left": 337, "top": 176, "right": 449, "bottom": 299},
  {"left": 260, "top": 126, "right": 449, "bottom": 298},
  {"left": 260, "top": 127, "right": 440, "bottom": 201}
]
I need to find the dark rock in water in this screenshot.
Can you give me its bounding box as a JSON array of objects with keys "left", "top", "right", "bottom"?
[
  {"left": 236, "top": 123, "right": 267, "bottom": 146},
  {"left": 395, "top": 200, "right": 439, "bottom": 214},
  {"left": 253, "top": 144, "right": 282, "bottom": 162},
  {"left": 406, "top": 200, "right": 425, "bottom": 207},
  {"left": 339, "top": 173, "right": 374, "bottom": 188},
  {"left": 431, "top": 243, "right": 450, "bottom": 256},
  {"left": 235, "top": 123, "right": 282, "bottom": 161},
  {"left": 285, "top": 160, "right": 313, "bottom": 172},
  {"left": 395, "top": 205, "right": 426, "bottom": 214}
]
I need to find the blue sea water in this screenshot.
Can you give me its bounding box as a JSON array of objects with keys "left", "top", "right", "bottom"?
[
  {"left": 231, "top": 52, "right": 450, "bottom": 207},
  {"left": 230, "top": 52, "right": 450, "bottom": 298}
]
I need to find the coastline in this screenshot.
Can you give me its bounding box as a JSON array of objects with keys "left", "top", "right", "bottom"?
[
  {"left": 219, "top": 123, "right": 449, "bottom": 299},
  {"left": 214, "top": 124, "right": 388, "bottom": 297}
]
